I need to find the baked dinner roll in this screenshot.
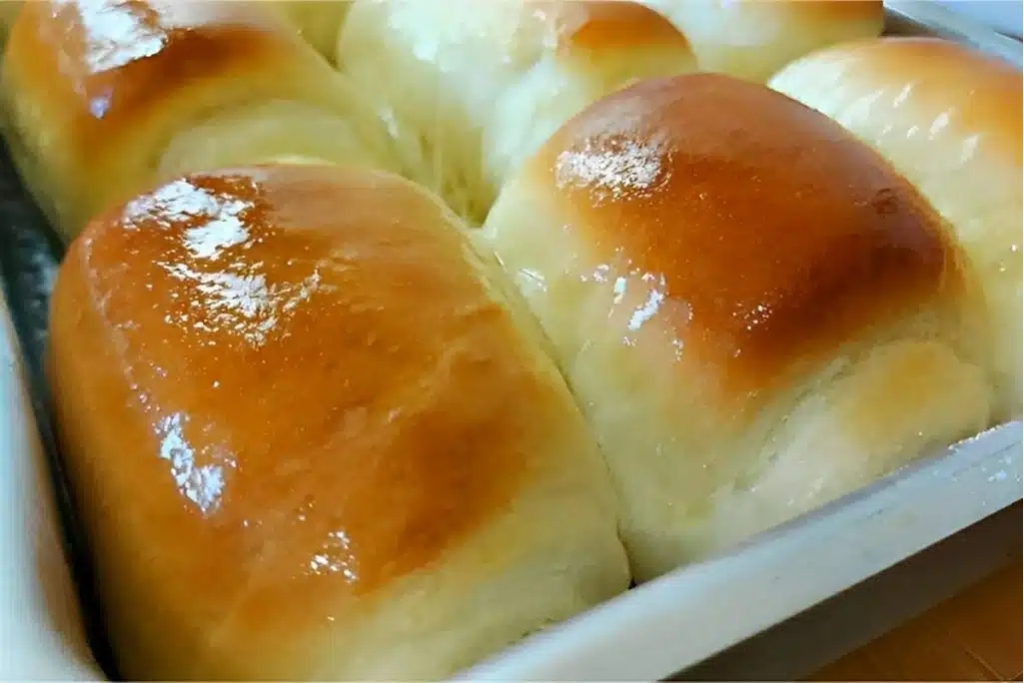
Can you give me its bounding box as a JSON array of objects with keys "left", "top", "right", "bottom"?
[
  {"left": 0, "top": 0, "right": 393, "bottom": 242},
  {"left": 47, "top": 164, "right": 629, "bottom": 680},
  {"left": 336, "top": 0, "right": 697, "bottom": 224},
  {"left": 479, "top": 74, "right": 994, "bottom": 580},
  {"left": 641, "top": 0, "right": 884, "bottom": 83},
  {"left": 769, "top": 37, "right": 1023, "bottom": 422}
]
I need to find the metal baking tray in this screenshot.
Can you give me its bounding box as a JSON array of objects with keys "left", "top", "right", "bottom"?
[{"left": 0, "top": 2, "right": 1020, "bottom": 680}]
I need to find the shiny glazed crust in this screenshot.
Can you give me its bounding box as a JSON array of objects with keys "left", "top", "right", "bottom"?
[
  {"left": 9, "top": 0, "right": 1021, "bottom": 678},
  {"left": 480, "top": 74, "right": 993, "bottom": 578},
  {"left": 491, "top": 73, "right": 969, "bottom": 390},
  {"left": 336, "top": 0, "right": 698, "bottom": 223},
  {"left": 769, "top": 37, "right": 1023, "bottom": 421},
  {"left": 48, "top": 165, "right": 629, "bottom": 679}
]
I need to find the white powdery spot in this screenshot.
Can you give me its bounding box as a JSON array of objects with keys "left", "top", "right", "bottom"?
[
  {"left": 554, "top": 90, "right": 673, "bottom": 205},
  {"left": 307, "top": 530, "right": 359, "bottom": 583},
  {"left": 555, "top": 134, "right": 670, "bottom": 205},
  {"left": 628, "top": 273, "right": 668, "bottom": 332},
  {"left": 161, "top": 263, "right": 323, "bottom": 348},
  {"left": 123, "top": 178, "right": 253, "bottom": 246},
  {"left": 156, "top": 412, "right": 235, "bottom": 515},
  {"left": 182, "top": 213, "right": 250, "bottom": 261},
  {"left": 73, "top": 0, "right": 168, "bottom": 74}
]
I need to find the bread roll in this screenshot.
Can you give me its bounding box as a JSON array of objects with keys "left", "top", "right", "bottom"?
[
  {"left": 769, "top": 37, "right": 1023, "bottom": 422},
  {"left": 0, "top": 0, "right": 393, "bottom": 242},
  {"left": 47, "top": 164, "right": 629, "bottom": 680},
  {"left": 478, "top": 74, "right": 994, "bottom": 581},
  {"left": 640, "top": 0, "right": 884, "bottom": 83},
  {"left": 336, "top": 0, "right": 697, "bottom": 224}
]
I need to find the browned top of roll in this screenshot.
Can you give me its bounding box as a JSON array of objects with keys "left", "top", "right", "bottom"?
[
  {"left": 547, "top": 0, "right": 691, "bottom": 53},
  {"left": 51, "top": 164, "right": 559, "bottom": 609},
  {"left": 784, "top": 36, "right": 1022, "bottom": 166},
  {"left": 530, "top": 74, "right": 963, "bottom": 392},
  {"left": 772, "top": 0, "right": 883, "bottom": 24},
  {"left": 4, "top": 0, "right": 305, "bottom": 149}
]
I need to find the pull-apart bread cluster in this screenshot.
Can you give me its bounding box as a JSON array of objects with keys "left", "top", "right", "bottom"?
[{"left": 0, "top": 0, "right": 1017, "bottom": 679}]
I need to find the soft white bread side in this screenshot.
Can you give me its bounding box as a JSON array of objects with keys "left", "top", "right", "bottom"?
[
  {"left": 0, "top": 0, "right": 394, "bottom": 242},
  {"left": 479, "top": 74, "right": 994, "bottom": 581},
  {"left": 769, "top": 37, "right": 1023, "bottom": 422},
  {"left": 640, "top": 0, "right": 884, "bottom": 83},
  {"left": 47, "top": 164, "right": 629, "bottom": 680},
  {"left": 267, "top": 0, "right": 352, "bottom": 62},
  {"left": 336, "top": 0, "right": 697, "bottom": 223}
]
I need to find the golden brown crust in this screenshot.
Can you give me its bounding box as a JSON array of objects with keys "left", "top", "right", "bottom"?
[
  {"left": 6, "top": 1, "right": 299, "bottom": 155},
  {"left": 49, "top": 164, "right": 562, "bottom": 616},
  {"left": 1, "top": 0, "right": 381, "bottom": 238},
  {"left": 774, "top": 0, "right": 883, "bottom": 24},
  {"left": 547, "top": 1, "right": 690, "bottom": 53},
  {"left": 769, "top": 36, "right": 1022, "bottom": 421},
  {"left": 793, "top": 37, "right": 1021, "bottom": 165},
  {"left": 530, "top": 74, "right": 963, "bottom": 394}
]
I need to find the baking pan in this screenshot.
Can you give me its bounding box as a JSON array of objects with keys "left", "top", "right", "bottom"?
[
  {"left": 932, "top": 0, "right": 1022, "bottom": 40},
  {"left": 0, "top": 2, "right": 1020, "bottom": 681}
]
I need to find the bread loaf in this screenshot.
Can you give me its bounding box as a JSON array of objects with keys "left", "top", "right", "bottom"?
[
  {"left": 48, "top": 164, "right": 629, "bottom": 680},
  {"left": 769, "top": 37, "right": 1023, "bottom": 422},
  {"left": 336, "top": 0, "right": 697, "bottom": 223},
  {"left": 478, "top": 73, "right": 994, "bottom": 580},
  {"left": 0, "top": 0, "right": 394, "bottom": 241},
  {"left": 7, "top": 1, "right": 1020, "bottom": 678},
  {"left": 640, "top": 0, "right": 884, "bottom": 83}
]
